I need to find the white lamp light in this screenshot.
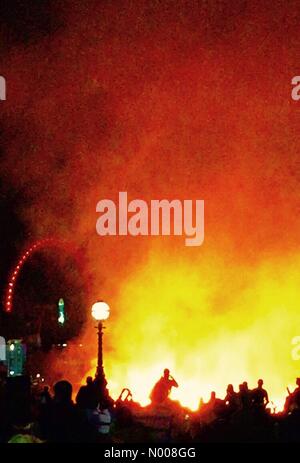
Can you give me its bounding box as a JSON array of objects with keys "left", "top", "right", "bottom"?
[{"left": 91, "top": 301, "right": 110, "bottom": 321}]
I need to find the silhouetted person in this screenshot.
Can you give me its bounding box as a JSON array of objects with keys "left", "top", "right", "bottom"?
[
  {"left": 198, "top": 397, "right": 204, "bottom": 411},
  {"left": 89, "top": 398, "right": 112, "bottom": 440},
  {"left": 238, "top": 383, "right": 251, "bottom": 409},
  {"left": 243, "top": 381, "right": 249, "bottom": 393},
  {"left": 199, "top": 391, "right": 224, "bottom": 424},
  {"left": 207, "top": 391, "right": 217, "bottom": 407},
  {"left": 93, "top": 375, "right": 114, "bottom": 410},
  {"left": 207, "top": 391, "right": 224, "bottom": 413},
  {"left": 40, "top": 386, "right": 52, "bottom": 406},
  {"left": 150, "top": 369, "right": 178, "bottom": 405},
  {"left": 293, "top": 378, "right": 300, "bottom": 406},
  {"left": 42, "top": 380, "right": 89, "bottom": 442},
  {"left": 252, "top": 379, "right": 269, "bottom": 409},
  {"left": 284, "top": 378, "right": 300, "bottom": 413},
  {"left": 225, "top": 384, "right": 239, "bottom": 413},
  {"left": 76, "top": 376, "right": 98, "bottom": 411}
]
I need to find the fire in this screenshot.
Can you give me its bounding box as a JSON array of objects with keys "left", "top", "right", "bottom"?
[
  {"left": 81, "top": 249, "right": 300, "bottom": 412},
  {"left": 2, "top": 1, "right": 298, "bottom": 417}
]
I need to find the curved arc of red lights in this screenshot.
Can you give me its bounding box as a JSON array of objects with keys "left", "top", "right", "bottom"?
[{"left": 4, "top": 238, "right": 69, "bottom": 313}]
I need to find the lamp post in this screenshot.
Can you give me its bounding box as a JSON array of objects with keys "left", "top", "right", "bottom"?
[{"left": 91, "top": 301, "right": 110, "bottom": 403}]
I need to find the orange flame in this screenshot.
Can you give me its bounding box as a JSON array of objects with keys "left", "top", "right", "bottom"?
[{"left": 80, "top": 249, "right": 300, "bottom": 413}]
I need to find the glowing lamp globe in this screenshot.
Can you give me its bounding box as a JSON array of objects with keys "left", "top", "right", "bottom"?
[{"left": 91, "top": 301, "right": 110, "bottom": 321}]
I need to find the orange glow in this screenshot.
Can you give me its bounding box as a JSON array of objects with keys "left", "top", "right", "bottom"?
[
  {"left": 79, "top": 251, "right": 300, "bottom": 412},
  {"left": 3, "top": 1, "right": 300, "bottom": 415}
]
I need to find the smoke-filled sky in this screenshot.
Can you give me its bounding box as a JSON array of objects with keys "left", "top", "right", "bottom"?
[{"left": 1, "top": 0, "right": 300, "bottom": 409}]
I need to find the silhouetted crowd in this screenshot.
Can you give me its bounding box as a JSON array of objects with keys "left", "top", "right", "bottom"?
[{"left": 2, "top": 367, "right": 300, "bottom": 442}]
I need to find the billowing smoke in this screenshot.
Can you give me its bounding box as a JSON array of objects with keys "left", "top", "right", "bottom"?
[{"left": 1, "top": 1, "right": 300, "bottom": 409}]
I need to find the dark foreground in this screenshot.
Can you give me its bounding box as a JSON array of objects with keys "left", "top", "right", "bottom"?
[{"left": 2, "top": 374, "right": 300, "bottom": 443}]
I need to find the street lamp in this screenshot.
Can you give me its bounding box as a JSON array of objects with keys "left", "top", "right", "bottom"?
[
  {"left": 92, "top": 301, "right": 110, "bottom": 322},
  {"left": 91, "top": 301, "right": 111, "bottom": 404}
]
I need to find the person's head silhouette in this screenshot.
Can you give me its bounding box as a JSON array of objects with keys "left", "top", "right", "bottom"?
[
  {"left": 86, "top": 376, "right": 93, "bottom": 385},
  {"left": 54, "top": 380, "right": 72, "bottom": 404},
  {"left": 163, "top": 369, "right": 170, "bottom": 379},
  {"left": 258, "top": 379, "right": 264, "bottom": 388},
  {"left": 227, "top": 384, "right": 234, "bottom": 394}
]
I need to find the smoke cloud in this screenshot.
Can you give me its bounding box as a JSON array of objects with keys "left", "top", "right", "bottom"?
[{"left": 1, "top": 0, "right": 300, "bottom": 408}]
